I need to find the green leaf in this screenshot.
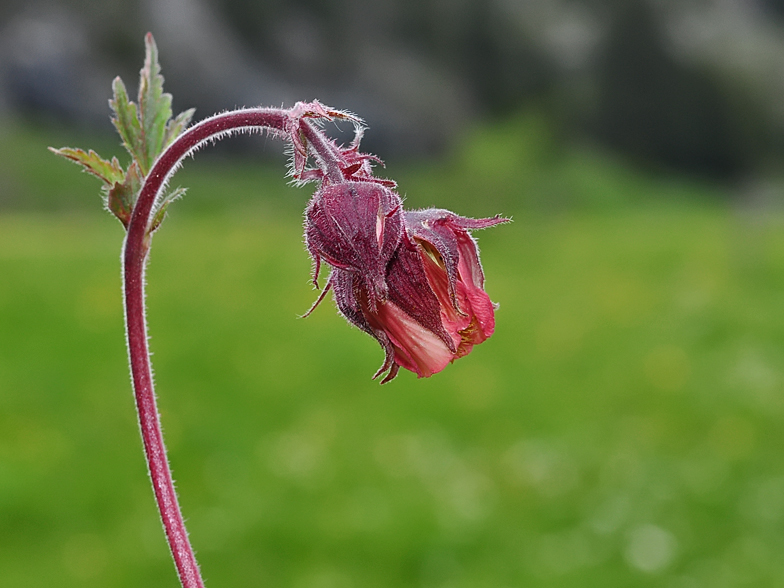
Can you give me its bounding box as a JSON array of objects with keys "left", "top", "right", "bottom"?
[
  {"left": 106, "top": 162, "right": 144, "bottom": 229},
  {"left": 110, "top": 76, "right": 146, "bottom": 170},
  {"left": 138, "top": 33, "right": 173, "bottom": 173},
  {"left": 52, "top": 33, "right": 194, "bottom": 234},
  {"left": 109, "top": 33, "right": 192, "bottom": 180},
  {"left": 149, "top": 186, "right": 186, "bottom": 234},
  {"left": 164, "top": 108, "right": 196, "bottom": 150},
  {"left": 48, "top": 147, "right": 125, "bottom": 185}
]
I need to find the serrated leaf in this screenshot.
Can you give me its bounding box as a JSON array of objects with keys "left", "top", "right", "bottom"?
[
  {"left": 53, "top": 33, "right": 194, "bottom": 234},
  {"left": 110, "top": 76, "right": 146, "bottom": 170},
  {"left": 149, "top": 186, "right": 186, "bottom": 234},
  {"left": 108, "top": 34, "right": 191, "bottom": 178},
  {"left": 138, "top": 33, "right": 172, "bottom": 173},
  {"left": 164, "top": 108, "right": 196, "bottom": 150},
  {"left": 49, "top": 147, "right": 125, "bottom": 185},
  {"left": 106, "top": 162, "right": 144, "bottom": 229}
]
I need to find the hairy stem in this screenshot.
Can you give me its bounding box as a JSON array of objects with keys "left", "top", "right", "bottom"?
[
  {"left": 123, "top": 108, "right": 293, "bottom": 588},
  {"left": 299, "top": 121, "right": 345, "bottom": 184}
]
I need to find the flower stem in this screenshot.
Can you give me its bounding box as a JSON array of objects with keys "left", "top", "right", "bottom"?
[
  {"left": 122, "top": 108, "right": 291, "bottom": 588},
  {"left": 299, "top": 121, "right": 345, "bottom": 184}
]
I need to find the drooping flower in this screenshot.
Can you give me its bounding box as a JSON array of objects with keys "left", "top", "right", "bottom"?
[
  {"left": 304, "top": 179, "right": 508, "bottom": 383},
  {"left": 404, "top": 208, "right": 508, "bottom": 360}
]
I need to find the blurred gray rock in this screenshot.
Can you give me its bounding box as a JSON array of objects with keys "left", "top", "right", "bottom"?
[
  {"left": 0, "top": 0, "right": 478, "bottom": 157},
  {"left": 2, "top": 0, "right": 784, "bottom": 175},
  {"left": 0, "top": 5, "right": 110, "bottom": 124}
]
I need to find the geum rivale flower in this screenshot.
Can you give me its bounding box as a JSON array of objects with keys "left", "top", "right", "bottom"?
[{"left": 304, "top": 180, "right": 508, "bottom": 383}]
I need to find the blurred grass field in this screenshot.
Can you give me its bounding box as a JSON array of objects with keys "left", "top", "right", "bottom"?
[{"left": 1, "top": 118, "right": 784, "bottom": 588}]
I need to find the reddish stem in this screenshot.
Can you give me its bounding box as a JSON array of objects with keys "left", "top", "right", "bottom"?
[
  {"left": 123, "top": 108, "right": 294, "bottom": 588},
  {"left": 299, "top": 121, "right": 345, "bottom": 183}
]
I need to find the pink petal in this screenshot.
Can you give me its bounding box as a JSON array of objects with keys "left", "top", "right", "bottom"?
[
  {"left": 455, "top": 232, "right": 485, "bottom": 289},
  {"left": 455, "top": 233, "right": 495, "bottom": 341},
  {"left": 417, "top": 245, "right": 471, "bottom": 346},
  {"left": 366, "top": 300, "right": 455, "bottom": 378}
]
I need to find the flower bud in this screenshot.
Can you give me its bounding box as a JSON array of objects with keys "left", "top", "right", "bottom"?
[
  {"left": 305, "top": 181, "right": 403, "bottom": 308},
  {"left": 305, "top": 188, "right": 509, "bottom": 382}
]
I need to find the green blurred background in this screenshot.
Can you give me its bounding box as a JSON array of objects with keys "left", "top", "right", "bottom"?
[{"left": 3, "top": 1, "right": 784, "bottom": 587}]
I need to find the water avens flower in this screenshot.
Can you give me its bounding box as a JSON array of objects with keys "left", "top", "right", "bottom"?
[
  {"left": 305, "top": 183, "right": 508, "bottom": 383},
  {"left": 51, "top": 33, "right": 509, "bottom": 588}
]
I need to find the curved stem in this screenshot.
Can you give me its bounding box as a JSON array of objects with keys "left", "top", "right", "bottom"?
[
  {"left": 123, "top": 108, "right": 289, "bottom": 588},
  {"left": 299, "top": 121, "right": 345, "bottom": 184}
]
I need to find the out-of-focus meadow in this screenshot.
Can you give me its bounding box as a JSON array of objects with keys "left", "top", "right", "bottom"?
[
  {"left": 3, "top": 1, "right": 784, "bottom": 587},
  {"left": 3, "top": 115, "right": 784, "bottom": 588}
]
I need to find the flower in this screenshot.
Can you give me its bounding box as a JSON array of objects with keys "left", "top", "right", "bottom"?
[{"left": 305, "top": 180, "right": 508, "bottom": 383}]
